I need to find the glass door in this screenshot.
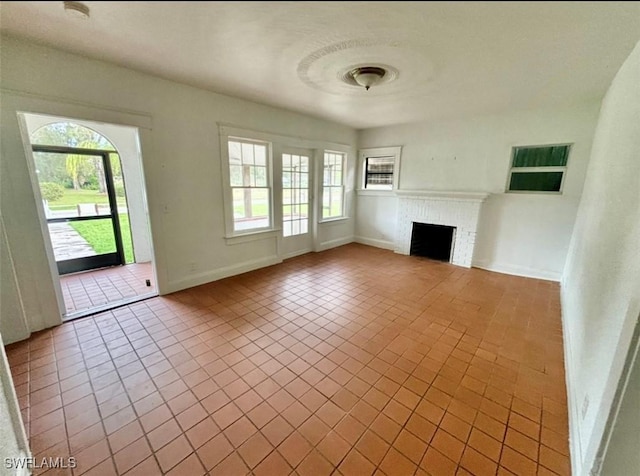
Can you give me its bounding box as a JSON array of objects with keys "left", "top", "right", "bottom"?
[
  {"left": 32, "top": 145, "right": 125, "bottom": 275},
  {"left": 281, "top": 149, "right": 313, "bottom": 257}
]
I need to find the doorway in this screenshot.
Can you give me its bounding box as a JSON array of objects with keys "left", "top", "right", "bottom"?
[
  {"left": 23, "top": 114, "right": 157, "bottom": 318},
  {"left": 281, "top": 148, "right": 313, "bottom": 258},
  {"left": 33, "top": 145, "right": 126, "bottom": 275}
]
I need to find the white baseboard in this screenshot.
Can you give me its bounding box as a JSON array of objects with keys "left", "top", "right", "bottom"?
[
  {"left": 167, "top": 255, "right": 282, "bottom": 293},
  {"left": 560, "top": 288, "right": 584, "bottom": 476},
  {"left": 317, "top": 236, "right": 354, "bottom": 252},
  {"left": 354, "top": 236, "right": 395, "bottom": 251},
  {"left": 282, "top": 248, "right": 312, "bottom": 260},
  {"left": 472, "top": 260, "right": 561, "bottom": 282}
]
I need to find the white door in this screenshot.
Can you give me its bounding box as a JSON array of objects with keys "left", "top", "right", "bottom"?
[{"left": 281, "top": 148, "right": 313, "bottom": 258}]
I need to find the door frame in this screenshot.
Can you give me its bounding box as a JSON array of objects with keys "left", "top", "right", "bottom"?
[
  {"left": 279, "top": 146, "right": 314, "bottom": 259},
  {"left": 33, "top": 144, "right": 127, "bottom": 275},
  {"left": 16, "top": 107, "right": 159, "bottom": 321}
]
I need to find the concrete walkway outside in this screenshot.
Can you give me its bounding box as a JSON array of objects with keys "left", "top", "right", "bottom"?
[{"left": 48, "top": 222, "right": 95, "bottom": 261}]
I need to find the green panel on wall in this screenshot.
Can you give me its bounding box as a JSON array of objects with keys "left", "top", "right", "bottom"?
[
  {"left": 513, "top": 146, "right": 569, "bottom": 167},
  {"left": 509, "top": 172, "right": 564, "bottom": 192}
]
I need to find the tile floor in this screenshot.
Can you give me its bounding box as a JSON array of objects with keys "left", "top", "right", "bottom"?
[
  {"left": 60, "top": 262, "right": 155, "bottom": 315},
  {"left": 6, "top": 244, "right": 571, "bottom": 475}
]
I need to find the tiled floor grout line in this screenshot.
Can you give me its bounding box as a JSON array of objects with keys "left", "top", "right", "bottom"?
[{"left": 8, "top": 245, "right": 570, "bottom": 476}]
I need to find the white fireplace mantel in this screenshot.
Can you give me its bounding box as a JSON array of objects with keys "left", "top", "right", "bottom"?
[{"left": 394, "top": 190, "right": 491, "bottom": 267}]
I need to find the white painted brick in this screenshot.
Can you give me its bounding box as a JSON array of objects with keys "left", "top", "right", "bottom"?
[{"left": 396, "top": 194, "right": 486, "bottom": 268}]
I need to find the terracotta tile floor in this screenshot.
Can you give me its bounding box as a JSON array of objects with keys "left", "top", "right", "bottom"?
[
  {"left": 6, "top": 244, "right": 571, "bottom": 475},
  {"left": 60, "top": 262, "right": 156, "bottom": 315}
]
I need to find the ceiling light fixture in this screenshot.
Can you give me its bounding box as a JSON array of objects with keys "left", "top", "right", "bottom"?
[
  {"left": 63, "top": 1, "right": 90, "bottom": 19},
  {"left": 349, "top": 66, "right": 387, "bottom": 91}
]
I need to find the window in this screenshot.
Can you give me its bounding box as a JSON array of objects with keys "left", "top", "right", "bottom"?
[
  {"left": 359, "top": 146, "right": 402, "bottom": 191},
  {"left": 365, "top": 157, "right": 394, "bottom": 189},
  {"left": 322, "top": 151, "right": 345, "bottom": 219},
  {"left": 228, "top": 138, "right": 271, "bottom": 232},
  {"left": 282, "top": 153, "right": 309, "bottom": 236},
  {"left": 507, "top": 144, "right": 570, "bottom": 193}
]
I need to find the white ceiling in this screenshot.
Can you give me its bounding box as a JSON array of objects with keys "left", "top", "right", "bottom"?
[{"left": 2, "top": 1, "right": 639, "bottom": 129}]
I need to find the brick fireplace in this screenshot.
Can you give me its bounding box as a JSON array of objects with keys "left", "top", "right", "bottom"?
[{"left": 395, "top": 191, "right": 490, "bottom": 267}]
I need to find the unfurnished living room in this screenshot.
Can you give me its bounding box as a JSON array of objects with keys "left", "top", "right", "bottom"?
[{"left": 0, "top": 2, "right": 638, "bottom": 476}]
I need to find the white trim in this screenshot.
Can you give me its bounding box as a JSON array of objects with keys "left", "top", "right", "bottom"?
[
  {"left": 167, "top": 255, "right": 282, "bottom": 293},
  {"left": 225, "top": 229, "right": 280, "bottom": 245},
  {"left": 16, "top": 113, "right": 67, "bottom": 320},
  {"left": 2, "top": 88, "right": 153, "bottom": 130},
  {"left": 354, "top": 236, "right": 395, "bottom": 251},
  {"left": 282, "top": 248, "right": 313, "bottom": 260},
  {"left": 472, "top": 260, "right": 561, "bottom": 282},
  {"left": 319, "top": 216, "right": 350, "bottom": 225},
  {"left": 358, "top": 146, "right": 402, "bottom": 191},
  {"left": 356, "top": 189, "right": 396, "bottom": 197},
  {"left": 218, "top": 123, "right": 351, "bottom": 152},
  {"left": 560, "top": 289, "right": 584, "bottom": 476},
  {"left": 395, "top": 190, "right": 490, "bottom": 202},
  {"left": 317, "top": 236, "right": 354, "bottom": 252}
]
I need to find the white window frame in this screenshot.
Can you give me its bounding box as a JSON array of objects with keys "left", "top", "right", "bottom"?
[
  {"left": 506, "top": 143, "right": 571, "bottom": 195},
  {"left": 358, "top": 146, "right": 402, "bottom": 193},
  {"left": 220, "top": 131, "right": 274, "bottom": 238},
  {"left": 320, "top": 150, "right": 346, "bottom": 222}
]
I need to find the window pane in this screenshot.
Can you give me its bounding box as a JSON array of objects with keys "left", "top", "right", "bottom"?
[
  {"left": 254, "top": 145, "right": 266, "bottom": 166},
  {"left": 229, "top": 165, "right": 243, "bottom": 186},
  {"left": 228, "top": 141, "right": 242, "bottom": 162},
  {"left": 241, "top": 143, "right": 254, "bottom": 165},
  {"left": 232, "top": 187, "right": 270, "bottom": 230},
  {"left": 513, "top": 146, "right": 569, "bottom": 167},
  {"left": 367, "top": 157, "right": 394, "bottom": 173},
  {"left": 254, "top": 166, "right": 267, "bottom": 187},
  {"left": 509, "top": 172, "right": 563, "bottom": 192},
  {"left": 50, "top": 218, "right": 117, "bottom": 261},
  {"left": 282, "top": 153, "right": 310, "bottom": 236},
  {"left": 322, "top": 153, "right": 344, "bottom": 219}
]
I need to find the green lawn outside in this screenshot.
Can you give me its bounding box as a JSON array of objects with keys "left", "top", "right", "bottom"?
[
  {"left": 47, "top": 189, "right": 126, "bottom": 210},
  {"left": 70, "top": 214, "right": 134, "bottom": 264}
]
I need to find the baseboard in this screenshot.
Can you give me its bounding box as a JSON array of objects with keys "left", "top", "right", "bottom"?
[
  {"left": 560, "top": 287, "right": 584, "bottom": 476},
  {"left": 472, "top": 260, "right": 561, "bottom": 282},
  {"left": 354, "top": 236, "right": 395, "bottom": 251},
  {"left": 282, "top": 249, "right": 312, "bottom": 260},
  {"left": 167, "top": 255, "right": 282, "bottom": 293},
  {"left": 317, "top": 236, "right": 354, "bottom": 252}
]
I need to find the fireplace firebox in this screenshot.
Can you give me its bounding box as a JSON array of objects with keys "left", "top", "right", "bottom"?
[{"left": 410, "top": 222, "right": 456, "bottom": 262}]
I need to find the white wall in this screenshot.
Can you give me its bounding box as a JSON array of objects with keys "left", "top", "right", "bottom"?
[
  {"left": 357, "top": 103, "right": 600, "bottom": 280},
  {"left": 561, "top": 41, "right": 640, "bottom": 476},
  {"left": 0, "top": 216, "right": 29, "bottom": 344},
  {"left": 0, "top": 36, "right": 357, "bottom": 343}
]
